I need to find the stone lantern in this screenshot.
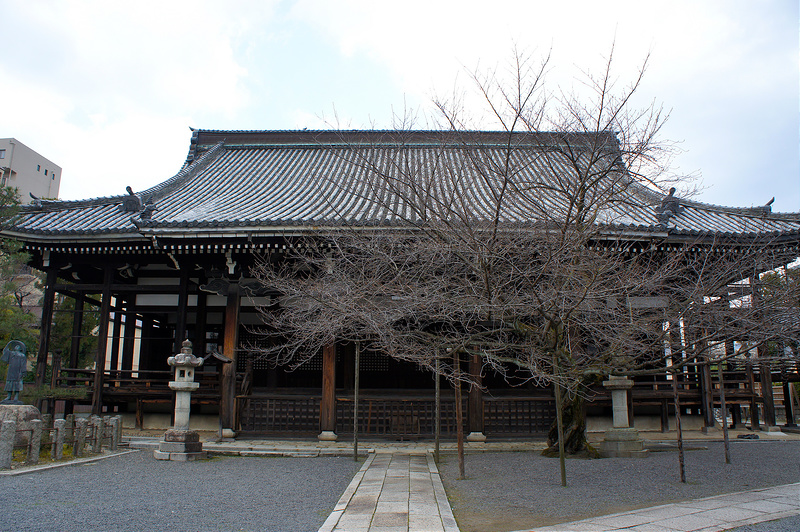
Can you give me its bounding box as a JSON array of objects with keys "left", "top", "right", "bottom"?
[
  {"left": 600, "top": 375, "right": 648, "bottom": 458},
  {"left": 154, "top": 340, "right": 207, "bottom": 461}
]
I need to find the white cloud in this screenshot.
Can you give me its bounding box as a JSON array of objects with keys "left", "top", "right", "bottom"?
[{"left": 0, "top": 0, "right": 796, "bottom": 211}]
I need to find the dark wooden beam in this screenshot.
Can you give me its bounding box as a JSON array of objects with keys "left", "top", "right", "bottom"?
[
  {"left": 54, "top": 283, "right": 196, "bottom": 294},
  {"left": 220, "top": 283, "right": 240, "bottom": 435},
  {"left": 320, "top": 343, "right": 337, "bottom": 435},
  {"left": 468, "top": 353, "right": 484, "bottom": 436},
  {"left": 91, "top": 267, "right": 114, "bottom": 415},
  {"left": 783, "top": 381, "right": 797, "bottom": 427},
  {"left": 759, "top": 351, "right": 776, "bottom": 427},
  {"left": 108, "top": 298, "right": 124, "bottom": 373},
  {"left": 121, "top": 299, "right": 137, "bottom": 372},
  {"left": 34, "top": 268, "right": 58, "bottom": 411},
  {"left": 173, "top": 267, "right": 190, "bottom": 353}
]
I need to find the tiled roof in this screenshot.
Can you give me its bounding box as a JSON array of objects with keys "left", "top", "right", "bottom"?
[{"left": 5, "top": 130, "right": 800, "bottom": 243}]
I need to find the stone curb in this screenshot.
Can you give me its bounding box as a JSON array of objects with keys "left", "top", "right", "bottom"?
[
  {"left": 427, "top": 453, "right": 460, "bottom": 532},
  {"left": 0, "top": 449, "right": 139, "bottom": 476},
  {"left": 318, "top": 453, "right": 376, "bottom": 532}
]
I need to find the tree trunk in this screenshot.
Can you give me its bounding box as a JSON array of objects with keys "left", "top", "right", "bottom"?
[
  {"left": 672, "top": 371, "right": 687, "bottom": 483},
  {"left": 454, "top": 350, "right": 465, "bottom": 479},
  {"left": 434, "top": 354, "right": 441, "bottom": 463},
  {"left": 353, "top": 341, "right": 360, "bottom": 462},
  {"left": 554, "top": 380, "right": 567, "bottom": 487},
  {"left": 542, "top": 385, "right": 598, "bottom": 458},
  {"left": 718, "top": 363, "right": 731, "bottom": 464}
]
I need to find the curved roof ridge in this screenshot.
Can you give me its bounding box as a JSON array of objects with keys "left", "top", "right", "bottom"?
[
  {"left": 18, "top": 142, "right": 224, "bottom": 214},
  {"left": 670, "top": 194, "right": 800, "bottom": 220},
  {"left": 190, "top": 129, "right": 619, "bottom": 149},
  {"left": 137, "top": 142, "right": 224, "bottom": 202}
]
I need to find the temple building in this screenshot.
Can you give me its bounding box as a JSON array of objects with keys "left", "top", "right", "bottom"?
[{"left": 4, "top": 129, "right": 799, "bottom": 439}]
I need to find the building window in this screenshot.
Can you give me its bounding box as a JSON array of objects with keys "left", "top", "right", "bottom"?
[
  {"left": 44, "top": 169, "right": 48, "bottom": 176},
  {"left": 37, "top": 165, "right": 41, "bottom": 172},
  {"left": 0, "top": 149, "right": 5, "bottom": 159},
  {"left": 52, "top": 174, "right": 56, "bottom": 180}
]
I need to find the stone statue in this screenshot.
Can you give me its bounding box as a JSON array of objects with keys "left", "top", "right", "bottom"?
[{"left": 1, "top": 340, "right": 27, "bottom": 405}]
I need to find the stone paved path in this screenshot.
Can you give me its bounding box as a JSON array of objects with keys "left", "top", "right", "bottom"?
[
  {"left": 528, "top": 482, "right": 800, "bottom": 532},
  {"left": 318, "top": 452, "right": 459, "bottom": 532}
]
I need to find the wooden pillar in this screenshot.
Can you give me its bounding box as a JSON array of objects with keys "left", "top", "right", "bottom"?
[
  {"left": 91, "top": 267, "right": 114, "bottom": 415},
  {"left": 65, "top": 295, "right": 84, "bottom": 416},
  {"left": 219, "top": 283, "right": 240, "bottom": 438},
  {"left": 783, "top": 381, "right": 797, "bottom": 427},
  {"left": 194, "top": 291, "right": 208, "bottom": 359},
  {"left": 747, "top": 359, "right": 760, "bottom": 430},
  {"left": 138, "top": 317, "right": 155, "bottom": 371},
  {"left": 173, "top": 266, "right": 190, "bottom": 354},
  {"left": 699, "top": 360, "right": 715, "bottom": 429},
  {"left": 467, "top": 353, "right": 485, "bottom": 441},
  {"left": 319, "top": 342, "right": 337, "bottom": 440},
  {"left": 759, "top": 346, "right": 777, "bottom": 427},
  {"left": 68, "top": 296, "right": 84, "bottom": 369},
  {"left": 35, "top": 268, "right": 58, "bottom": 389},
  {"left": 108, "top": 298, "right": 123, "bottom": 373},
  {"left": 731, "top": 404, "right": 742, "bottom": 428},
  {"left": 121, "top": 299, "right": 137, "bottom": 372}
]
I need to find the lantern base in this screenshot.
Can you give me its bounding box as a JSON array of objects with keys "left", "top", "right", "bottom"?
[{"left": 154, "top": 428, "right": 207, "bottom": 461}]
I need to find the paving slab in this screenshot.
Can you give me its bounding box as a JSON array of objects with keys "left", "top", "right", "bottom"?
[
  {"left": 319, "top": 452, "right": 459, "bottom": 532},
  {"left": 528, "top": 483, "right": 800, "bottom": 532}
]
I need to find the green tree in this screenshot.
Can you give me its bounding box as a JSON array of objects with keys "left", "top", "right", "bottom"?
[{"left": 0, "top": 186, "right": 40, "bottom": 381}]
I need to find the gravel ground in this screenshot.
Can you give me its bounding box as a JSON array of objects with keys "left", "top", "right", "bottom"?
[
  {"left": 438, "top": 440, "right": 800, "bottom": 532},
  {"left": 0, "top": 450, "right": 360, "bottom": 532},
  {"left": 729, "top": 515, "right": 800, "bottom": 532}
]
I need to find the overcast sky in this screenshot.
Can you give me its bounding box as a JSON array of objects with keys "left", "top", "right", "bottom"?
[{"left": 1, "top": 0, "right": 798, "bottom": 212}]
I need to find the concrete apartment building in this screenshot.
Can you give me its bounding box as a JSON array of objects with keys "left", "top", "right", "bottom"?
[{"left": 0, "top": 138, "right": 61, "bottom": 203}]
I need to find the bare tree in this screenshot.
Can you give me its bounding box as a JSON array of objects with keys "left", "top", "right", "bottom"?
[{"left": 250, "top": 48, "right": 798, "bottom": 485}]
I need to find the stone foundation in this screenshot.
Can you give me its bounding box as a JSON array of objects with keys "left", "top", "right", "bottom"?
[
  {"left": 601, "top": 427, "right": 649, "bottom": 458},
  {"left": 154, "top": 429, "right": 207, "bottom": 461}
]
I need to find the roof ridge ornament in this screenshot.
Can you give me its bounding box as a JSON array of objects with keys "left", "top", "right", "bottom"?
[
  {"left": 122, "top": 186, "right": 142, "bottom": 212},
  {"left": 657, "top": 187, "right": 683, "bottom": 226},
  {"left": 761, "top": 197, "right": 775, "bottom": 217},
  {"left": 125, "top": 186, "right": 159, "bottom": 229}
]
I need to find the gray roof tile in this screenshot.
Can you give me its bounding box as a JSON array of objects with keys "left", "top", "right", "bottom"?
[{"left": 6, "top": 130, "right": 800, "bottom": 242}]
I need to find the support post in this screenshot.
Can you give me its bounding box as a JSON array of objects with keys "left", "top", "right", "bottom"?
[
  {"left": 91, "top": 267, "right": 114, "bottom": 415},
  {"left": 699, "top": 358, "right": 715, "bottom": 429},
  {"left": 758, "top": 349, "right": 777, "bottom": 429},
  {"left": 108, "top": 299, "right": 123, "bottom": 373},
  {"left": 747, "top": 359, "right": 760, "bottom": 430},
  {"left": 65, "top": 296, "right": 85, "bottom": 416},
  {"left": 319, "top": 342, "right": 337, "bottom": 441},
  {"left": 0, "top": 421, "right": 15, "bottom": 470},
  {"left": 173, "top": 266, "right": 190, "bottom": 354},
  {"left": 27, "top": 419, "right": 42, "bottom": 465},
  {"left": 220, "top": 283, "right": 240, "bottom": 439},
  {"left": 467, "top": 353, "right": 485, "bottom": 442},
  {"left": 121, "top": 299, "right": 137, "bottom": 372},
  {"left": 353, "top": 341, "right": 359, "bottom": 461},
  {"left": 783, "top": 381, "right": 797, "bottom": 427},
  {"left": 74, "top": 417, "right": 87, "bottom": 457},
  {"left": 35, "top": 269, "right": 58, "bottom": 411}
]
